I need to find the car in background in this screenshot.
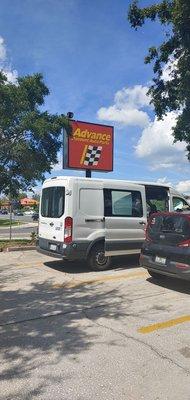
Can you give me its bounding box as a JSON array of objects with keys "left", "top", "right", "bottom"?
[
  {"left": 24, "top": 210, "right": 35, "bottom": 215},
  {"left": 0, "top": 209, "right": 8, "bottom": 215},
  {"left": 140, "top": 212, "right": 190, "bottom": 281},
  {"left": 32, "top": 212, "right": 39, "bottom": 221},
  {"left": 14, "top": 211, "right": 24, "bottom": 216}
]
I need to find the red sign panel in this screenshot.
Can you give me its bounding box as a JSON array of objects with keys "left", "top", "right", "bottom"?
[{"left": 65, "top": 120, "right": 113, "bottom": 171}]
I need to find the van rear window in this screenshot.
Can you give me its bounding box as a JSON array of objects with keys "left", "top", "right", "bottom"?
[
  {"left": 148, "top": 214, "right": 190, "bottom": 245},
  {"left": 41, "top": 187, "right": 65, "bottom": 218}
]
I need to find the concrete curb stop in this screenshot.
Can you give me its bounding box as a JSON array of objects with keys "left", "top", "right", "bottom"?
[{"left": 3, "top": 246, "right": 37, "bottom": 252}]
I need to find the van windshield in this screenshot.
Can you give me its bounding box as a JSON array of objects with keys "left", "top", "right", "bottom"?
[
  {"left": 41, "top": 187, "right": 65, "bottom": 218},
  {"left": 148, "top": 214, "right": 190, "bottom": 245}
]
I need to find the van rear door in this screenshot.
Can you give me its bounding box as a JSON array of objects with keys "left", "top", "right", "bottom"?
[
  {"left": 39, "top": 184, "right": 66, "bottom": 244},
  {"left": 104, "top": 184, "right": 146, "bottom": 256}
]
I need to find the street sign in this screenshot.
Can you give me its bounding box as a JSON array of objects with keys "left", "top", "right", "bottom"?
[{"left": 63, "top": 120, "right": 114, "bottom": 172}]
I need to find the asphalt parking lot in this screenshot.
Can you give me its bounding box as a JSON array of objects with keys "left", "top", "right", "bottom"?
[{"left": 0, "top": 250, "right": 190, "bottom": 400}]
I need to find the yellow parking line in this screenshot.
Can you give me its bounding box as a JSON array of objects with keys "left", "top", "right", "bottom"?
[
  {"left": 53, "top": 270, "right": 147, "bottom": 289},
  {"left": 138, "top": 315, "right": 190, "bottom": 334}
]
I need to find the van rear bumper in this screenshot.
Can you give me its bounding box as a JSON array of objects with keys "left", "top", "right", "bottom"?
[
  {"left": 37, "top": 237, "right": 89, "bottom": 260},
  {"left": 37, "top": 246, "right": 64, "bottom": 259}
]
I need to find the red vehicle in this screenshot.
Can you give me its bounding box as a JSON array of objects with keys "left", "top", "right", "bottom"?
[{"left": 140, "top": 212, "right": 190, "bottom": 281}]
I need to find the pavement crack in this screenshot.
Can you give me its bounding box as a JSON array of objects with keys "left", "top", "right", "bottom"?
[{"left": 82, "top": 309, "right": 190, "bottom": 376}]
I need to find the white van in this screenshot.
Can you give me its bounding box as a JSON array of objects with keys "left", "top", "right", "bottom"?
[{"left": 37, "top": 176, "right": 190, "bottom": 270}]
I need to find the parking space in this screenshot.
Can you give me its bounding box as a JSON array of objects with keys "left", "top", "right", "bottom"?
[{"left": 0, "top": 250, "right": 190, "bottom": 400}]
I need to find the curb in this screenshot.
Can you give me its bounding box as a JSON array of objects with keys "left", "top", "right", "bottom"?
[{"left": 2, "top": 246, "right": 37, "bottom": 252}]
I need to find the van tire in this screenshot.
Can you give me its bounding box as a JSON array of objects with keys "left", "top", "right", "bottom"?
[
  {"left": 87, "top": 243, "right": 111, "bottom": 271},
  {"left": 148, "top": 269, "right": 163, "bottom": 279}
]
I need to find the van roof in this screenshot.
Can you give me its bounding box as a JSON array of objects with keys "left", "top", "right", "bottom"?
[{"left": 44, "top": 175, "right": 172, "bottom": 188}]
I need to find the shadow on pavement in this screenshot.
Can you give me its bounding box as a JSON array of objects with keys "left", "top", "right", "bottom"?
[
  {"left": 0, "top": 278, "right": 127, "bottom": 399},
  {"left": 44, "top": 254, "right": 140, "bottom": 274},
  {"left": 147, "top": 276, "right": 190, "bottom": 295}
]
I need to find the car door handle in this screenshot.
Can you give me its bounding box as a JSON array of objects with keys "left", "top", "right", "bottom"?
[
  {"left": 139, "top": 221, "right": 146, "bottom": 225},
  {"left": 85, "top": 218, "right": 104, "bottom": 222},
  {"left": 49, "top": 222, "right": 54, "bottom": 227}
]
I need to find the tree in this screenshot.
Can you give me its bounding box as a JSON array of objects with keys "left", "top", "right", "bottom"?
[
  {"left": 32, "top": 194, "right": 40, "bottom": 202},
  {"left": 0, "top": 72, "right": 72, "bottom": 196},
  {"left": 128, "top": 0, "right": 190, "bottom": 160},
  {"left": 0, "top": 195, "right": 8, "bottom": 207}
]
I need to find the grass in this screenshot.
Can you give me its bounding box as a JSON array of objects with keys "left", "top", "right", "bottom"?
[
  {"left": 0, "top": 219, "right": 22, "bottom": 227},
  {"left": 0, "top": 239, "right": 36, "bottom": 251}
]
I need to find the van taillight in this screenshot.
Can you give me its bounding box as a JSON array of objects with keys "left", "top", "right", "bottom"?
[
  {"left": 64, "top": 217, "right": 73, "bottom": 244},
  {"left": 178, "top": 239, "right": 190, "bottom": 248}
]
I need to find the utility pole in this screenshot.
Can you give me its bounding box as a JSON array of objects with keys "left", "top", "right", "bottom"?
[{"left": 9, "top": 194, "right": 12, "bottom": 241}]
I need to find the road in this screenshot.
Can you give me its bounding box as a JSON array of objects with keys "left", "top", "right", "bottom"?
[
  {"left": 0, "top": 251, "right": 189, "bottom": 400},
  {"left": 0, "top": 224, "right": 38, "bottom": 239},
  {"left": 0, "top": 215, "right": 38, "bottom": 239},
  {"left": 0, "top": 214, "right": 35, "bottom": 223}
]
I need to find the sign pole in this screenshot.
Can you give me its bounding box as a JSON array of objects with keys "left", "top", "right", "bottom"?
[
  {"left": 9, "top": 198, "right": 12, "bottom": 242},
  {"left": 86, "top": 170, "right": 91, "bottom": 178}
]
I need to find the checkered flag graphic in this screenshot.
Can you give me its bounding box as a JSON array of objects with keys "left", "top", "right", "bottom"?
[{"left": 83, "top": 145, "right": 102, "bottom": 166}]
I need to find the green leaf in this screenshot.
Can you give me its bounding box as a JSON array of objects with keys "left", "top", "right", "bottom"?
[
  {"left": 128, "top": 0, "right": 190, "bottom": 160},
  {"left": 0, "top": 72, "right": 72, "bottom": 195}
]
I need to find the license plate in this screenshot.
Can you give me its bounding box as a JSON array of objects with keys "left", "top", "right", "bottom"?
[
  {"left": 50, "top": 244, "right": 57, "bottom": 251},
  {"left": 155, "top": 256, "right": 166, "bottom": 265}
]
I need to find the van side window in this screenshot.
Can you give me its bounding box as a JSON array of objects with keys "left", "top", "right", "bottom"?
[
  {"left": 79, "top": 189, "right": 103, "bottom": 215},
  {"left": 173, "top": 197, "right": 190, "bottom": 211},
  {"left": 104, "top": 189, "right": 143, "bottom": 217}
]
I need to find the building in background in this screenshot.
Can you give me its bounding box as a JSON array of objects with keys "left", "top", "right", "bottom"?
[{"left": 20, "top": 198, "right": 39, "bottom": 207}]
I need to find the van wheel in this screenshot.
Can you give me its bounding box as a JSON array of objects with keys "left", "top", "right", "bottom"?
[
  {"left": 88, "top": 243, "right": 111, "bottom": 271},
  {"left": 148, "top": 270, "right": 163, "bottom": 279}
]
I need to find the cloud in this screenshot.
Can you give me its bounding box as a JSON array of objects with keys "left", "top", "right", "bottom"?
[
  {"left": 0, "top": 36, "right": 18, "bottom": 84},
  {"left": 51, "top": 152, "right": 63, "bottom": 171},
  {"left": 97, "top": 81, "right": 189, "bottom": 172},
  {"left": 98, "top": 106, "right": 150, "bottom": 128},
  {"left": 135, "top": 112, "right": 187, "bottom": 170},
  {"left": 114, "top": 85, "right": 151, "bottom": 108},
  {"left": 156, "top": 177, "right": 190, "bottom": 195},
  {"left": 156, "top": 177, "right": 173, "bottom": 187},
  {"left": 4, "top": 68, "right": 18, "bottom": 84},
  {"left": 97, "top": 85, "right": 150, "bottom": 128},
  {"left": 175, "top": 180, "right": 190, "bottom": 195},
  {"left": 162, "top": 58, "right": 178, "bottom": 82},
  {"left": 0, "top": 36, "right": 6, "bottom": 61}
]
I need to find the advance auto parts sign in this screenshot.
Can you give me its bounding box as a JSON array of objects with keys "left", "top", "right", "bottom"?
[{"left": 66, "top": 120, "right": 113, "bottom": 171}]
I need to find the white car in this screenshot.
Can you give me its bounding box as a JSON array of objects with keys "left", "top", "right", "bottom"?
[{"left": 24, "top": 210, "right": 34, "bottom": 215}]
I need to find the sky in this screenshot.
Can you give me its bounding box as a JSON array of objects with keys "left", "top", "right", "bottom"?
[{"left": 0, "top": 0, "right": 190, "bottom": 194}]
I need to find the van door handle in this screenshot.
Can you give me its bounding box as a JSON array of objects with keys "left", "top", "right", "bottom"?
[
  {"left": 139, "top": 221, "right": 146, "bottom": 225},
  {"left": 85, "top": 218, "right": 104, "bottom": 222},
  {"left": 49, "top": 222, "right": 54, "bottom": 227}
]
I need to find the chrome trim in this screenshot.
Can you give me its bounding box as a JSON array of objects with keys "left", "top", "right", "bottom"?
[{"left": 105, "top": 249, "right": 141, "bottom": 256}]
